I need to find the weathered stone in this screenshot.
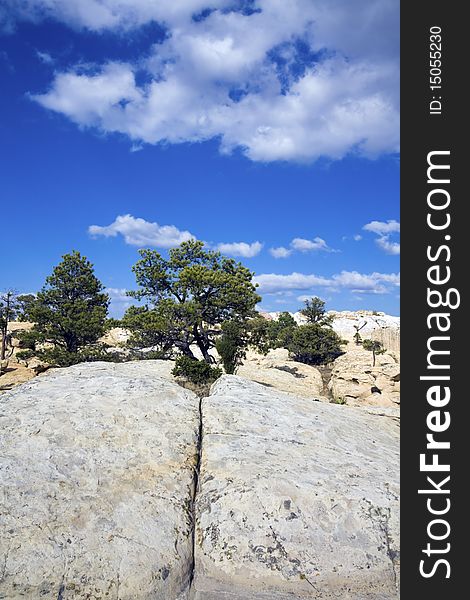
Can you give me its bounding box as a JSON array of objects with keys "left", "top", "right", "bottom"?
[
  {"left": 0, "top": 361, "right": 200, "bottom": 599},
  {"left": 237, "top": 349, "right": 325, "bottom": 400},
  {"left": 192, "top": 375, "right": 399, "bottom": 600},
  {"left": 329, "top": 346, "right": 400, "bottom": 407}
]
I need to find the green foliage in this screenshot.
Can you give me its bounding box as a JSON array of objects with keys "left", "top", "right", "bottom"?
[
  {"left": 247, "top": 316, "right": 276, "bottom": 355},
  {"left": 215, "top": 320, "right": 248, "bottom": 374},
  {"left": 120, "top": 305, "right": 175, "bottom": 358},
  {"left": 172, "top": 355, "right": 222, "bottom": 385},
  {"left": 362, "top": 339, "right": 385, "bottom": 366},
  {"left": 128, "top": 240, "right": 260, "bottom": 363},
  {"left": 287, "top": 324, "right": 345, "bottom": 365},
  {"left": 273, "top": 311, "right": 298, "bottom": 347},
  {"left": 300, "top": 297, "right": 333, "bottom": 326},
  {"left": 248, "top": 312, "right": 298, "bottom": 355},
  {"left": 16, "top": 251, "right": 109, "bottom": 366}
]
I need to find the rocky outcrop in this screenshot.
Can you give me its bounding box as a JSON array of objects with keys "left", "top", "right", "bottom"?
[
  {"left": 264, "top": 311, "right": 400, "bottom": 354},
  {"left": 237, "top": 348, "right": 325, "bottom": 400},
  {"left": 329, "top": 346, "right": 400, "bottom": 407},
  {"left": 1, "top": 364, "right": 399, "bottom": 599},
  {"left": 192, "top": 376, "right": 400, "bottom": 600},
  {"left": 0, "top": 361, "right": 200, "bottom": 599}
]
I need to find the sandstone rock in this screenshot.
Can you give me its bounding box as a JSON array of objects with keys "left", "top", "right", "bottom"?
[
  {"left": 329, "top": 346, "right": 400, "bottom": 407},
  {"left": 263, "top": 311, "right": 400, "bottom": 353},
  {"left": 0, "top": 361, "right": 200, "bottom": 599},
  {"left": 0, "top": 362, "right": 36, "bottom": 392},
  {"left": 100, "top": 326, "right": 130, "bottom": 347},
  {"left": 192, "top": 375, "right": 399, "bottom": 600},
  {"left": 237, "top": 348, "right": 325, "bottom": 400}
]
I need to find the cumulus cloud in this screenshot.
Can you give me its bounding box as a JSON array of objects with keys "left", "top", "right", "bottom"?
[
  {"left": 270, "top": 236, "right": 335, "bottom": 257},
  {"left": 375, "top": 236, "right": 400, "bottom": 255},
  {"left": 254, "top": 270, "right": 400, "bottom": 295},
  {"left": 363, "top": 219, "right": 400, "bottom": 255},
  {"left": 363, "top": 219, "right": 400, "bottom": 235},
  {"left": 291, "top": 237, "right": 332, "bottom": 252},
  {"left": 88, "top": 214, "right": 195, "bottom": 248},
  {"left": 216, "top": 241, "right": 263, "bottom": 258},
  {"left": 105, "top": 287, "right": 135, "bottom": 316},
  {"left": 13, "top": 0, "right": 399, "bottom": 163},
  {"left": 270, "top": 246, "right": 291, "bottom": 259}
]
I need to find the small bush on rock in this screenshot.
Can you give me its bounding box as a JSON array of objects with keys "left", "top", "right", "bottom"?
[{"left": 288, "top": 324, "right": 345, "bottom": 366}]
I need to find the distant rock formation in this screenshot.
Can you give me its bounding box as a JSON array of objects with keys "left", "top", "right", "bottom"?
[
  {"left": 0, "top": 363, "right": 399, "bottom": 599},
  {"left": 329, "top": 346, "right": 400, "bottom": 407},
  {"left": 263, "top": 310, "right": 400, "bottom": 353}
]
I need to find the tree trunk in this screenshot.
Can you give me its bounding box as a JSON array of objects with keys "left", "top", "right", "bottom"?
[
  {"left": 179, "top": 342, "right": 196, "bottom": 360},
  {"left": 0, "top": 329, "right": 6, "bottom": 362},
  {"left": 193, "top": 325, "right": 213, "bottom": 364},
  {"left": 1, "top": 292, "right": 11, "bottom": 362}
]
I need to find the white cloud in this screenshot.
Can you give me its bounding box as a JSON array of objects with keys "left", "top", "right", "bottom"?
[
  {"left": 270, "top": 236, "right": 335, "bottom": 257},
  {"left": 353, "top": 234, "right": 362, "bottom": 241},
  {"left": 255, "top": 272, "right": 332, "bottom": 292},
  {"left": 216, "top": 241, "right": 263, "bottom": 258},
  {"left": 375, "top": 235, "right": 400, "bottom": 255},
  {"left": 254, "top": 270, "right": 399, "bottom": 295},
  {"left": 36, "top": 50, "right": 54, "bottom": 64},
  {"left": 291, "top": 237, "right": 332, "bottom": 252},
  {"left": 88, "top": 214, "right": 195, "bottom": 248},
  {"left": 1, "top": 0, "right": 232, "bottom": 31},
  {"left": 363, "top": 219, "right": 400, "bottom": 235},
  {"left": 363, "top": 219, "right": 400, "bottom": 255},
  {"left": 270, "top": 246, "right": 292, "bottom": 259},
  {"left": 106, "top": 287, "right": 129, "bottom": 301},
  {"left": 105, "top": 287, "right": 136, "bottom": 317},
  {"left": 16, "top": 0, "right": 399, "bottom": 163}
]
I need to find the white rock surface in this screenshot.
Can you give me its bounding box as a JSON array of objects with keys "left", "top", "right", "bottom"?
[
  {"left": 0, "top": 361, "right": 200, "bottom": 599},
  {"left": 237, "top": 349, "right": 325, "bottom": 400},
  {"left": 329, "top": 346, "right": 400, "bottom": 407},
  {"left": 192, "top": 376, "right": 399, "bottom": 600}
]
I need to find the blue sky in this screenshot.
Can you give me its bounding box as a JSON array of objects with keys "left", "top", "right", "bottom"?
[{"left": 0, "top": 0, "right": 399, "bottom": 317}]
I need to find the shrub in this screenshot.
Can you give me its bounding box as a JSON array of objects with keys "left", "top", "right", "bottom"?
[
  {"left": 172, "top": 355, "right": 222, "bottom": 385},
  {"left": 215, "top": 320, "right": 248, "bottom": 374},
  {"left": 248, "top": 312, "right": 298, "bottom": 355},
  {"left": 288, "top": 324, "right": 345, "bottom": 365}
]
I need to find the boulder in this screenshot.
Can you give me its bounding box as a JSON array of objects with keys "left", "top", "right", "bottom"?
[
  {"left": 329, "top": 346, "right": 400, "bottom": 407},
  {"left": 237, "top": 349, "right": 325, "bottom": 400},
  {"left": 0, "top": 361, "right": 200, "bottom": 599},
  {"left": 192, "top": 375, "right": 400, "bottom": 600}
]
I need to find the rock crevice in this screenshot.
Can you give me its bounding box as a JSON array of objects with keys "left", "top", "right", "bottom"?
[{"left": 0, "top": 363, "right": 399, "bottom": 599}]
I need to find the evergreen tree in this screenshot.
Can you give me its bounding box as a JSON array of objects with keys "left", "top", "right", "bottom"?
[
  {"left": 126, "top": 240, "right": 260, "bottom": 364},
  {"left": 362, "top": 339, "right": 386, "bottom": 367},
  {"left": 300, "top": 297, "right": 333, "bottom": 327},
  {"left": 17, "top": 251, "right": 109, "bottom": 366}
]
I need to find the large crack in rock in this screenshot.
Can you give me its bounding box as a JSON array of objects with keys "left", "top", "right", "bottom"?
[{"left": 0, "top": 364, "right": 399, "bottom": 600}]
